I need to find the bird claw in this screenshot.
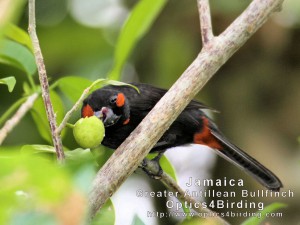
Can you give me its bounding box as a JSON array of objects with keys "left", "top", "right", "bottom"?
[{"left": 141, "top": 157, "right": 163, "bottom": 179}]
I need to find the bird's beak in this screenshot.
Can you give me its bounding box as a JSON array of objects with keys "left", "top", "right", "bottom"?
[
  {"left": 94, "top": 107, "right": 121, "bottom": 127},
  {"left": 94, "top": 110, "right": 103, "bottom": 120}
]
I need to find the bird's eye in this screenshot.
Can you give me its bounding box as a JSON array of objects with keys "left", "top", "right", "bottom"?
[{"left": 110, "top": 96, "right": 117, "bottom": 104}]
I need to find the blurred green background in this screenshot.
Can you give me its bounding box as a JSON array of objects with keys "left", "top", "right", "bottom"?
[{"left": 0, "top": 0, "right": 300, "bottom": 224}]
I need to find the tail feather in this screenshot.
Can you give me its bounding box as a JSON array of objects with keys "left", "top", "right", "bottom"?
[{"left": 211, "top": 130, "right": 283, "bottom": 191}]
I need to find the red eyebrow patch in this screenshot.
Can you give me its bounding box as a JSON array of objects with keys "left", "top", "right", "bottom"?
[
  {"left": 82, "top": 104, "right": 94, "bottom": 118},
  {"left": 116, "top": 93, "right": 125, "bottom": 107}
]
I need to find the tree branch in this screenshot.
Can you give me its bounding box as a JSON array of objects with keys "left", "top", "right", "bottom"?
[
  {"left": 88, "top": 0, "right": 284, "bottom": 220},
  {"left": 28, "top": 0, "right": 65, "bottom": 162},
  {"left": 142, "top": 159, "right": 230, "bottom": 224},
  {"left": 198, "top": 0, "right": 214, "bottom": 45},
  {"left": 0, "top": 93, "right": 38, "bottom": 145}
]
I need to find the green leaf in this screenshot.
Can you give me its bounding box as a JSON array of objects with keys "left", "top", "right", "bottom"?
[
  {"left": 0, "top": 145, "right": 22, "bottom": 153},
  {"left": 20, "top": 145, "right": 56, "bottom": 155},
  {"left": 10, "top": 211, "right": 58, "bottom": 225},
  {"left": 56, "top": 76, "right": 93, "bottom": 103},
  {"left": 0, "top": 39, "right": 36, "bottom": 76},
  {"left": 69, "top": 163, "right": 96, "bottom": 194},
  {"left": 56, "top": 77, "right": 139, "bottom": 105},
  {"left": 241, "top": 202, "right": 287, "bottom": 225},
  {"left": 0, "top": 96, "right": 27, "bottom": 127},
  {"left": 65, "top": 148, "right": 95, "bottom": 162},
  {"left": 4, "top": 24, "right": 33, "bottom": 52},
  {"left": 0, "top": 76, "right": 16, "bottom": 92},
  {"left": 147, "top": 153, "right": 177, "bottom": 181},
  {"left": 91, "top": 79, "right": 140, "bottom": 93},
  {"left": 91, "top": 199, "right": 115, "bottom": 225},
  {"left": 145, "top": 154, "right": 191, "bottom": 216},
  {"left": 0, "top": 0, "right": 25, "bottom": 41},
  {"left": 0, "top": 153, "right": 72, "bottom": 225},
  {"left": 30, "top": 91, "right": 65, "bottom": 143},
  {"left": 90, "top": 146, "right": 114, "bottom": 169},
  {"left": 108, "top": 0, "right": 167, "bottom": 80},
  {"left": 160, "top": 155, "right": 178, "bottom": 181},
  {"left": 159, "top": 154, "right": 192, "bottom": 215},
  {"left": 23, "top": 82, "right": 32, "bottom": 95},
  {"left": 131, "top": 215, "right": 146, "bottom": 225}
]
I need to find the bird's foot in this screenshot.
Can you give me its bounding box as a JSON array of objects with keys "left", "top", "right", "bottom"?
[{"left": 140, "top": 153, "right": 164, "bottom": 179}]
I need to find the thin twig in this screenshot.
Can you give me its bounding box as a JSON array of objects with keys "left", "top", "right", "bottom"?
[
  {"left": 56, "top": 87, "right": 91, "bottom": 135},
  {"left": 198, "top": 0, "right": 214, "bottom": 45},
  {"left": 141, "top": 160, "right": 229, "bottom": 224},
  {"left": 56, "top": 79, "right": 107, "bottom": 134},
  {"left": 160, "top": 172, "right": 230, "bottom": 225},
  {"left": 0, "top": 93, "right": 39, "bottom": 145},
  {"left": 88, "top": 0, "right": 284, "bottom": 219},
  {"left": 28, "top": 0, "right": 65, "bottom": 162}
]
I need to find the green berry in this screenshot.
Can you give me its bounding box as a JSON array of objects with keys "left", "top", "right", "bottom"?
[{"left": 73, "top": 116, "right": 105, "bottom": 149}]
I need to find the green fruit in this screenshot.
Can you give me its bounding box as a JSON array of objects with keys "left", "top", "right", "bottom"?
[{"left": 73, "top": 116, "right": 105, "bottom": 149}]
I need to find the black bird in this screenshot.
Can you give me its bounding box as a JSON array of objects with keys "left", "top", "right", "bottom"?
[{"left": 81, "top": 83, "right": 283, "bottom": 191}]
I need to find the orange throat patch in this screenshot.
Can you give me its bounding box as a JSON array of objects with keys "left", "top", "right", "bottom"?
[{"left": 82, "top": 104, "right": 94, "bottom": 118}]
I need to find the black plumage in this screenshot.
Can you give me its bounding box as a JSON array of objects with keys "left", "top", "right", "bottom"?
[{"left": 82, "top": 83, "right": 283, "bottom": 191}]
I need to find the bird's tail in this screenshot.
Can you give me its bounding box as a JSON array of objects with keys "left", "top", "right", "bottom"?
[{"left": 210, "top": 129, "right": 283, "bottom": 191}]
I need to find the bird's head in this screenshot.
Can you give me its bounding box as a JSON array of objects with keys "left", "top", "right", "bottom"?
[{"left": 81, "top": 88, "right": 130, "bottom": 127}]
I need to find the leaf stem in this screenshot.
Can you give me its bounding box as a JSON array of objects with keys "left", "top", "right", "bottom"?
[
  {"left": 0, "top": 96, "right": 27, "bottom": 126},
  {"left": 27, "top": 72, "right": 36, "bottom": 91},
  {"left": 55, "top": 79, "right": 104, "bottom": 135}
]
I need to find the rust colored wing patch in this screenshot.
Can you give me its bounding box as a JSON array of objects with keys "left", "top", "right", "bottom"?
[
  {"left": 193, "top": 117, "right": 223, "bottom": 150},
  {"left": 123, "top": 118, "right": 130, "bottom": 125}
]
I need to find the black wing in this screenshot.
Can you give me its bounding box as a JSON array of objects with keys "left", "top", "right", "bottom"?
[
  {"left": 210, "top": 126, "right": 283, "bottom": 191},
  {"left": 128, "top": 82, "right": 213, "bottom": 111}
]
